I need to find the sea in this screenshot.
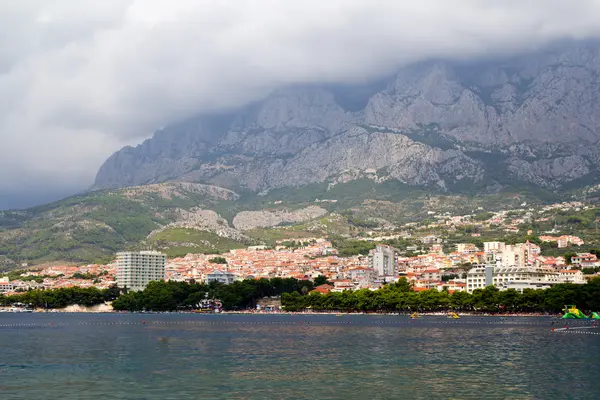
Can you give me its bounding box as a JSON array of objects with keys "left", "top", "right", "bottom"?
[{"left": 0, "top": 313, "right": 598, "bottom": 400}]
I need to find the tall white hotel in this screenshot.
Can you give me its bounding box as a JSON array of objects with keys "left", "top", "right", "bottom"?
[{"left": 116, "top": 251, "right": 166, "bottom": 291}]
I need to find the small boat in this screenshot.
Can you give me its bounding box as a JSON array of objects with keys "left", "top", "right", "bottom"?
[
  {"left": 447, "top": 312, "right": 460, "bottom": 319},
  {"left": 10, "top": 307, "right": 33, "bottom": 313},
  {"left": 410, "top": 312, "right": 420, "bottom": 319}
]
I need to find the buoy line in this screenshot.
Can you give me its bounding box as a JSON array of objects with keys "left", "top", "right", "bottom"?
[
  {"left": 0, "top": 319, "right": 593, "bottom": 329},
  {"left": 552, "top": 330, "right": 600, "bottom": 335}
]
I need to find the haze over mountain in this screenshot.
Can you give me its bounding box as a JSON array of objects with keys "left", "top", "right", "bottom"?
[
  {"left": 94, "top": 43, "right": 600, "bottom": 194},
  {"left": 2, "top": 1, "right": 600, "bottom": 209}
]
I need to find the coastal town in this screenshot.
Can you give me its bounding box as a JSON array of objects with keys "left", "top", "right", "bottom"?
[{"left": 1, "top": 200, "right": 598, "bottom": 303}]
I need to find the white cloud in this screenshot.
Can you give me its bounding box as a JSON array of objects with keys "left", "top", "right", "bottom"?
[{"left": 1, "top": 0, "right": 600, "bottom": 208}]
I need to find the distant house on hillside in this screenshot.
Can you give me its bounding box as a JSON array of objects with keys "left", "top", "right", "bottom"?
[
  {"left": 205, "top": 270, "right": 236, "bottom": 285},
  {"left": 0, "top": 277, "right": 13, "bottom": 293},
  {"left": 310, "top": 284, "right": 334, "bottom": 294}
]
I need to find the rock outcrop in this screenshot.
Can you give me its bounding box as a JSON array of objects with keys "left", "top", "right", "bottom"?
[
  {"left": 232, "top": 206, "right": 328, "bottom": 230},
  {"left": 94, "top": 43, "right": 600, "bottom": 192}
]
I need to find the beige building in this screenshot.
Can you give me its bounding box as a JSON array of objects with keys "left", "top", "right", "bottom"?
[
  {"left": 559, "top": 269, "right": 586, "bottom": 284},
  {"left": 0, "top": 277, "right": 13, "bottom": 293}
]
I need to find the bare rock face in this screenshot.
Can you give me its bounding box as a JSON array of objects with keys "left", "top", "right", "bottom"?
[
  {"left": 94, "top": 43, "right": 600, "bottom": 193},
  {"left": 506, "top": 156, "right": 592, "bottom": 188},
  {"left": 151, "top": 208, "right": 250, "bottom": 242},
  {"left": 233, "top": 206, "right": 328, "bottom": 231},
  {"left": 119, "top": 182, "right": 239, "bottom": 202}
]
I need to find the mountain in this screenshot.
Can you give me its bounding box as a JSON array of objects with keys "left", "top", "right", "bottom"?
[
  {"left": 94, "top": 43, "right": 600, "bottom": 194},
  {"left": 4, "top": 42, "right": 600, "bottom": 267}
]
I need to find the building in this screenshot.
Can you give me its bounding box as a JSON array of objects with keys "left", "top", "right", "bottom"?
[
  {"left": 501, "top": 244, "right": 527, "bottom": 268},
  {"left": 465, "top": 265, "right": 495, "bottom": 293},
  {"left": 311, "top": 284, "right": 334, "bottom": 294},
  {"left": 540, "top": 235, "right": 584, "bottom": 248},
  {"left": 571, "top": 253, "right": 597, "bottom": 268},
  {"left": 347, "top": 267, "right": 374, "bottom": 287},
  {"left": 437, "top": 280, "right": 467, "bottom": 293},
  {"left": 500, "top": 281, "right": 555, "bottom": 292},
  {"left": 116, "top": 251, "right": 166, "bottom": 291},
  {"left": 0, "top": 277, "right": 13, "bottom": 293},
  {"left": 205, "top": 270, "right": 236, "bottom": 285},
  {"left": 484, "top": 242, "right": 505, "bottom": 253},
  {"left": 421, "top": 268, "right": 441, "bottom": 281},
  {"left": 466, "top": 264, "right": 561, "bottom": 293},
  {"left": 559, "top": 269, "right": 587, "bottom": 284},
  {"left": 456, "top": 243, "right": 479, "bottom": 254},
  {"left": 484, "top": 242, "right": 541, "bottom": 269},
  {"left": 421, "top": 235, "right": 441, "bottom": 245},
  {"left": 330, "top": 279, "right": 355, "bottom": 292},
  {"left": 369, "top": 245, "right": 398, "bottom": 282}
]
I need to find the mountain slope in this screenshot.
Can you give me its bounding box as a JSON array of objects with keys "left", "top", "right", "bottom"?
[
  {"left": 94, "top": 43, "right": 600, "bottom": 193},
  {"left": 1, "top": 174, "right": 568, "bottom": 266},
  {"left": 0, "top": 182, "right": 244, "bottom": 264}
]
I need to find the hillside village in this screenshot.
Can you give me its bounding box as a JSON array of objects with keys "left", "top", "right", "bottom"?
[{"left": 2, "top": 199, "right": 598, "bottom": 299}]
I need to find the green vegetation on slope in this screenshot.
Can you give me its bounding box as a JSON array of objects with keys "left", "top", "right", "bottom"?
[
  {"left": 149, "top": 228, "right": 248, "bottom": 258},
  {"left": 0, "top": 193, "right": 165, "bottom": 264},
  {"left": 0, "top": 175, "right": 595, "bottom": 266},
  {"left": 0, "top": 183, "right": 240, "bottom": 265},
  {"left": 330, "top": 237, "right": 376, "bottom": 257}
]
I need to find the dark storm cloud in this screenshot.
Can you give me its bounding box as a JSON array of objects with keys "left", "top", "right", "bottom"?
[{"left": 1, "top": 0, "right": 600, "bottom": 208}]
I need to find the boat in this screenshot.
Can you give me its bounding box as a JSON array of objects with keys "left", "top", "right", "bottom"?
[
  {"left": 10, "top": 307, "right": 33, "bottom": 313},
  {"left": 193, "top": 295, "right": 222, "bottom": 313},
  {"left": 410, "top": 312, "right": 420, "bottom": 319},
  {"left": 447, "top": 312, "right": 460, "bottom": 319}
]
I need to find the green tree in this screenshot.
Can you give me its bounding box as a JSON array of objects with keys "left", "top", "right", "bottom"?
[
  {"left": 313, "top": 275, "right": 330, "bottom": 286},
  {"left": 563, "top": 252, "right": 577, "bottom": 265}
]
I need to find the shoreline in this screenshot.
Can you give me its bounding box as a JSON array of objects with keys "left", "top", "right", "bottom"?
[
  {"left": 1, "top": 308, "right": 563, "bottom": 317},
  {"left": 221, "top": 311, "right": 561, "bottom": 317}
]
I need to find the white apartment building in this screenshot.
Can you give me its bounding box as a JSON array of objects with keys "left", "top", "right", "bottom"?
[
  {"left": 466, "top": 265, "right": 560, "bottom": 293},
  {"left": 116, "top": 251, "right": 166, "bottom": 291},
  {"left": 483, "top": 241, "right": 541, "bottom": 269},
  {"left": 205, "top": 270, "right": 236, "bottom": 285},
  {"left": 369, "top": 245, "right": 398, "bottom": 281},
  {"left": 465, "top": 266, "right": 494, "bottom": 293}
]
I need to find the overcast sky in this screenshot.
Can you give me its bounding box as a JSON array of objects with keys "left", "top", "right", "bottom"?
[{"left": 2, "top": 0, "right": 600, "bottom": 209}]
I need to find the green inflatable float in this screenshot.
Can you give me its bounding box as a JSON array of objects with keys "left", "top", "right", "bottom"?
[
  {"left": 561, "top": 305, "right": 600, "bottom": 319},
  {"left": 562, "top": 305, "right": 589, "bottom": 319}
]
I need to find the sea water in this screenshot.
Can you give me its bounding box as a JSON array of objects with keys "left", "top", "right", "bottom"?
[{"left": 0, "top": 313, "right": 598, "bottom": 399}]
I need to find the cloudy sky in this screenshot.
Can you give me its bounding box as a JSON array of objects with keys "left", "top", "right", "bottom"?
[{"left": 1, "top": 0, "right": 600, "bottom": 209}]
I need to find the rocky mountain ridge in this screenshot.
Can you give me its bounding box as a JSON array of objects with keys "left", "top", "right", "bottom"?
[{"left": 90, "top": 43, "right": 600, "bottom": 193}]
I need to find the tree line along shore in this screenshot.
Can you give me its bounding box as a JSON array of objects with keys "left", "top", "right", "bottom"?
[{"left": 2, "top": 277, "right": 600, "bottom": 314}]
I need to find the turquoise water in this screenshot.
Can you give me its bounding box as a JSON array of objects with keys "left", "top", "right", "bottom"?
[{"left": 1, "top": 314, "right": 599, "bottom": 399}]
